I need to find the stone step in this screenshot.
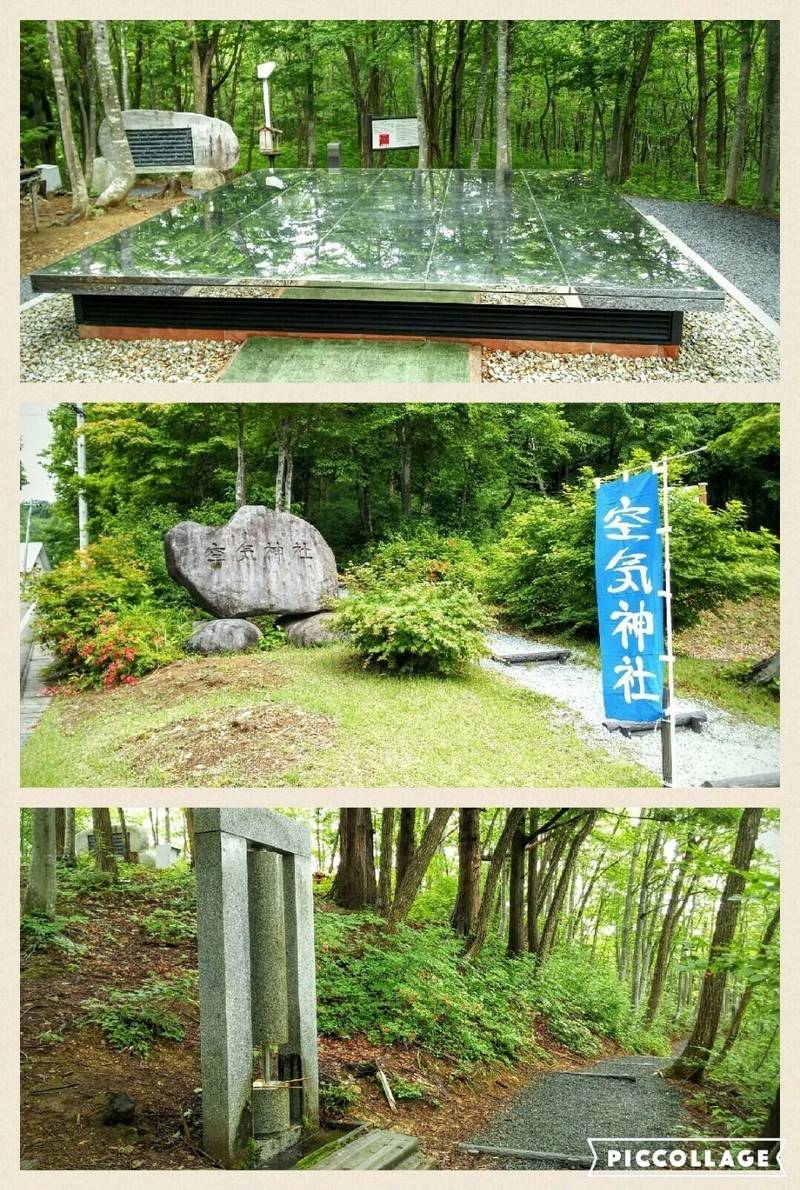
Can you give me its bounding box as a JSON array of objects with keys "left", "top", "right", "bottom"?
[
  {"left": 491, "top": 648, "right": 571, "bottom": 665},
  {"left": 312, "top": 1128, "right": 426, "bottom": 1170}
]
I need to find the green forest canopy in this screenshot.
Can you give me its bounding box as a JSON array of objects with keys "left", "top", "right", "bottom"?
[
  {"left": 21, "top": 19, "right": 779, "bottom": 207},
  {"left": 28, "top": 401, "right": 779, "bottom": 568}
]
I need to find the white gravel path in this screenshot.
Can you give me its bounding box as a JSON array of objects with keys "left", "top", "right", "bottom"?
[
  {"left": 20, "top": 293, "right": 237, "bottom": 383},
  {"left": 483, "top": 630, "right": 779, "bottom": 788}
]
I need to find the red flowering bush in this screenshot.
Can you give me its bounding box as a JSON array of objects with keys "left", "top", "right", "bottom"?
[{"left": 32, "top": 537, "right": 190, "bottom": 689}]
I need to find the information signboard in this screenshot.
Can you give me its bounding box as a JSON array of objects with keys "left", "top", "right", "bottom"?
[{"left": 369, "top": 116, "right": 420, "bottom": 151}]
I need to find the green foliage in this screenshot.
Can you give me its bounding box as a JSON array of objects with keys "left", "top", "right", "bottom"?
[
  {"left": 319, "top": 1076, "right": 360, "bottom": 1117},
  {"left": 347, "top": 530, "right": 486, "bottom": 593},
  {"left": 21, "top": 913, "right": 87, "bottom": 956},
  {"left": 81, "top": 974, "right": 197, "bottom": 1057},
  {"left": 336, "top": 583, "right": 490, "bottom": 676},
  {"left": 32, "top": 537, "right": 192, "bottom": 687},
  {"left": 140, "top": 907, "right": 196, "bottom": 944},
  {"left": 531, "top": 948, "right": 638, "bottom": 1055},
  {"left": 37, "top": 1030, "right": 65, "bottom": 1045},
  {"left": 486, "top": 473, "right": 779, "bottom": 634},
  {"left": 316, "top": 913, "right": 542, "bottom": 1063},
  {"left": 389, "top": 1074, "right": 437, "bottom": 1104}
]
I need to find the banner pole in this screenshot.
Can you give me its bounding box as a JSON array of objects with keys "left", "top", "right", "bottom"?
[{"left": 658, "top": 458, "right": 676, "bottom": 788}]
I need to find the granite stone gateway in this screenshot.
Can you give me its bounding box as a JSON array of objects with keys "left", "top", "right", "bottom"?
[{"left": 165, "top": 505, "right": 338, "bottom": 618}]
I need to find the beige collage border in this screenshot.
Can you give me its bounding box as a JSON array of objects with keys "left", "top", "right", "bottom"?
[{"left": 3, "top": 1, "right": 792, "bottom": 1186}]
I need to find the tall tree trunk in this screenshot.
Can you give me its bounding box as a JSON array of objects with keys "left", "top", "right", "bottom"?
[
  {"left": 91, "top": 808, "right": 117, "bottom": 877},
  {"left": 412, "top": 24, "right": 430, "bottom": 169},
  {"left": 537, "top": 812, "right": 599, "bottom": 963},
  {"left": 666, "top": 809, "right": 763, "bottom": 1083},
  {"left": 396, "top": 809, "right": 416, "bottom": 887},
  {"left": 75, "top": 22, "right": 97, "bottom": 190},
  {"left": 46, "top": 21, "right": 90, "bottom": 220},
  {"left": 184, "top": 808, "right": 196, "bottom": 867},
  {"left": 618, "top": 832, "right": 642, "bottom": 981},
  {"left": 631, "top": 825, "right": 662, "bottom": 1007},
  {"left": 118, "top": 20, "right": 130, "bottom": 110},
  {"left": 23, "top": 809, "right": 57, "bottom": 918},
  {"left": 304, "top": 24, "right": 317, "bottom": 168},
  {"left": 64, "top": 808, "right": 76, "bottom": 868},
  {"left": 235, "top": 405, "right": 246, "bottom": 508},
  {"left": 615, "top": 23, "right": 657, "bottom": 184},
  {"left": 388, "top": 809, "right": 453, "bottom": 928},
  {"left": 714, "top": 24, "right": 726, "bottom": 174},
  {"left": 713, "top": 907, "right": 779, "bottom": 1066},
  {"left": 377, "top": 808, "right": 395, "bottom": 916},
  {"left": 507, "top": 814, "right": 527, "bottom": 955},
  {"left": 694, "top": 22, "right": 709, "bottom": 196},
  {"left": 331, "top": 809, "right": 376, "bottom": 909},
  {"left": 55, "top": 809, "right": 66, "bottom": 860},
  {"left": 495, "top": 20, "right": 511, "bottom": 170},
  {"left": 470, "top": 22, "right": 491, "bottom": 168},
  {"left": 187, "top": 21, "right": 218, "bottom": 115},
  {"left": 451, "top": 809, "right": 482, "bottom": 936},
  {"left": 463, "top": 809, "right": 526, "bottom": 961},
  {"left": 754, "top": 21, "right": 780, "bottom": 210},
  {"left": 526, "top": 809, "right": 540, "bottom": 953},
  {"left": 116, "top": 808, "right": 132, "bottom": 863},
  {"left": 644, "top": 837, "right": 696, "bottom": 1026},
  {"left": 724, "top": 22, "right": 754, "bottom": 204},
  {"left": 92, "top": 20, "right": 135, "bottom": 207},
  {"left": 448, "top": 20, "right": 468, "bottom": 166}
]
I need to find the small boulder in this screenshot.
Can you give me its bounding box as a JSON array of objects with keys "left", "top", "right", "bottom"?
[
  {"left": 191, "top": 167, "right": 226, "bottom": 191},
  {"left": 186, "top": 618, "right": 263, "bottom": 654},
  {"left": 103, "top": 1092, "right": 137, "bottom": 1126},
  {"left": 281, "top": 612, "right": 340, "bottom": 647}
]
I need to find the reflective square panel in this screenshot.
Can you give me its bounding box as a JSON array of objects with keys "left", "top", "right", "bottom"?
[{"left": 30, "top": 169, "right": 724, "bottom": 309}]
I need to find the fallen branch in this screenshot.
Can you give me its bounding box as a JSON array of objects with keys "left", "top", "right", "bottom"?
[
  {"left": 457, "top": 1142, "right": 592, "bottom": 1167},
  {"left": 556, "top": 1070, "right": 637, "bottom": 1083},
  {"left": 376, "top": 1069, "right": 396, "bottom": 1111},
  {"left": 31, "top": 1081, "right": 79, "bottom": 1095}
]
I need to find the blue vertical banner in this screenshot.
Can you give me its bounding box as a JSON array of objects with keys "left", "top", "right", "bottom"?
[{"left": 595, "top": 471, "right": 664, "bottom": 722}]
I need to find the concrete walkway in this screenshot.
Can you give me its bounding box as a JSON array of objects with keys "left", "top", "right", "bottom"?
[{"left": 20, "top": 605, "right": 52, "bottom": 747}]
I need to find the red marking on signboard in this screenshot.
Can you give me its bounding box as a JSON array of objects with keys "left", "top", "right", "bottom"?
[{"left": 379, "top": 133, "right": 390, "bottom": 147}]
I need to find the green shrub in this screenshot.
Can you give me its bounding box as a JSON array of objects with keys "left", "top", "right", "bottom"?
[
  {"left": 315, "top": 913, "right": 542, "bottom": 1063},
  {"left": 389, "top": 1075, "right": 435, "bottom": 1103},
  {"left": 81, "top": 974, "right": 197, "bottom": 1057},
  {"left": 32, "top": 537, "right": 192, "bottom": 688},
  {"left": 21, "top": 913, "right": 87, "bottom": 956},
  {"left": 336, "top": 582, "right": 490, "bottom": 676},
  {"left": 486, "top": 472, "right": 779, "bottom": 634},
  {"left": 319, "top": 1076, "right": 360, "bottom": 1117},
  {"left": 347, "top": 530, "right": 486, "bottom": 593},
  {"left": 140, "top": 907, "right": 196, "bottom": 944}
]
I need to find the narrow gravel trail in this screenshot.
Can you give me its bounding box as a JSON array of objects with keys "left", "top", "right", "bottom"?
[
  {"left": 625, "top": 196, "right": 779, "bottom": 322},
  {"left": 482, "top": 630, "right": 779, "bottom": 788},
  {"left": 466, "top": 1050, "right": 689, "bottom": 1170}
]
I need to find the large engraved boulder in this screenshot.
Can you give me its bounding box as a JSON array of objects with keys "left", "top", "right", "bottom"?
[{"left": 164, "top": 506, "right": 338, "bottom": 618}]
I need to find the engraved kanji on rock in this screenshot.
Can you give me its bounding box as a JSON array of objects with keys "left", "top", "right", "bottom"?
[{"left": 165, "top": 505, "right": 338, "bottom": 617}]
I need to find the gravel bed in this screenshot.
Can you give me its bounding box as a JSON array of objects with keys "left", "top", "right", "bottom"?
[
  {"left": 20, "top": 294, "right": 237, "bottom": 383},
  {"left": 482, "top": 297, "right": 779, "bottom": 383},
  {"left": 483, "top": 630, "right": 779, "bottom": 787},
  {"left": 469, "top": 1053, "right": 686, "bottom": 1170},
  {"left": 625, "top": 196, "right": 779, "bottom": 321},
  {"left": 481, "top": 291, "right": 567, "bottom": 307}
]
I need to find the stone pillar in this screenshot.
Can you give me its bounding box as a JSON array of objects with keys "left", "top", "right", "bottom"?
[
  {"left": 196, "top": 829, "right": 253, "bottom": 1167},
  {"left": 282, "top": 851, "right": 320, "bottom": 1128}
]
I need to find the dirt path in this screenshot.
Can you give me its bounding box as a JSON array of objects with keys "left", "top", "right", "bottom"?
[
  {"left": 464, "top": 1050, "right": 689, "bottom": 1170},
  {"left": 483, "top": 630, "right": 779, "bottom": 787}
]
